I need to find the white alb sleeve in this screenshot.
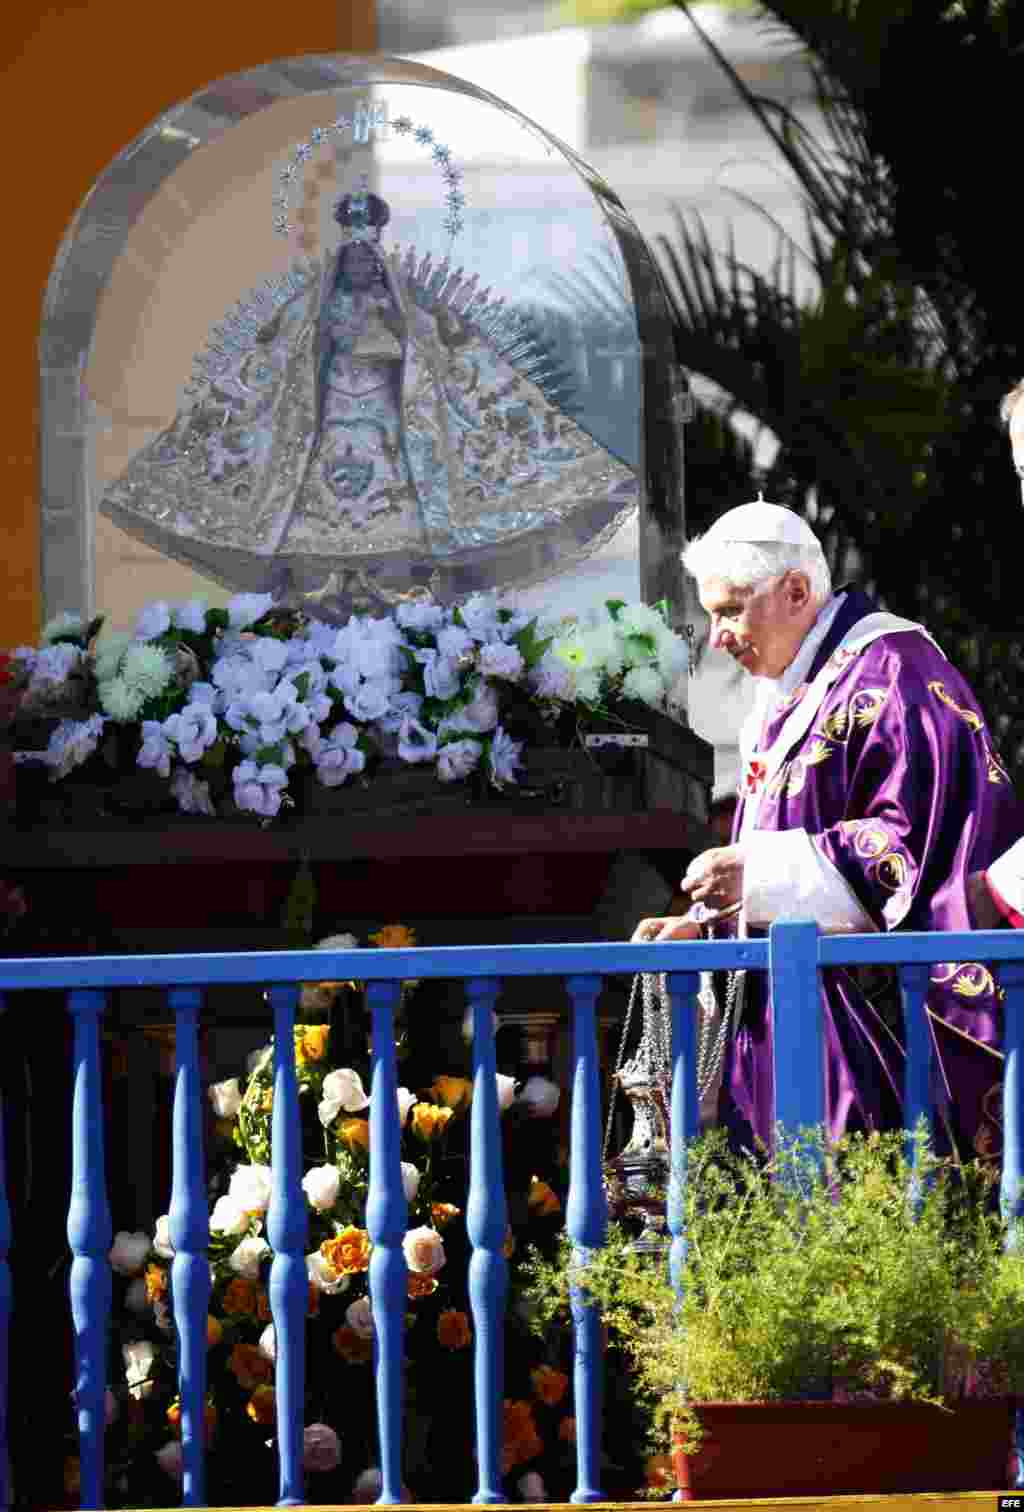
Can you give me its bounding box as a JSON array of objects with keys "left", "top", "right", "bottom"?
[
  {"left": 743, "top": 828, "right": 876, "bottom": 934},
  {"left": 988, "top": 836, "right": 1024, "bottom": 919}
]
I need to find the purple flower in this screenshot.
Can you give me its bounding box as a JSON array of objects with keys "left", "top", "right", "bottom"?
[
  {"left": 478, "top": 641, "right": 525, "bottom": 681},
  {"left": 414, "top": 648, "right": 462, "bottom": 700},
  {"left": 397, "top": 716, "right": 438, "bottom": 764},
  {"left": 488, "top": 725, "right": 523, "bottom": 787},
  {"left": 233, "top": 761, "right": 289, "bottom": 817},
  {"left": 437, "top": 738, "right": 482, "bottom": 783}
]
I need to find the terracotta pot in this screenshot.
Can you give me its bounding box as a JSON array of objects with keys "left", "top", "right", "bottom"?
[{"left": 671, "top": 1398, "right": 1015, "bottom": 1500}]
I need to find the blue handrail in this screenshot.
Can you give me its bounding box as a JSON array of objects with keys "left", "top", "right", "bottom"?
[{"left": 2, "top": 920, "right": 1024, "bottom": 1507}]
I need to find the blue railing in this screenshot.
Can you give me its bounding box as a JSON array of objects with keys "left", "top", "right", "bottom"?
[{"left": 3, "top": 921, "right": 1024, "bottom": 1508}]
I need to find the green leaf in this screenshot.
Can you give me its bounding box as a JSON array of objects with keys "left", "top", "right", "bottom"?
[
  {"left": 293, "top": 671, "right": 311, "bottom": 701},
  {"left": 206, "top": 608, "right": 230, "bottom": 633},
  {"left": 605, "top": 599, "right": 627, "bottom": 622},
  {"left": 253, "top": 743, "right": 285, "bottom": 766},
  {"left": 513, "top": 618, "right": 555, "bottom": 670}
]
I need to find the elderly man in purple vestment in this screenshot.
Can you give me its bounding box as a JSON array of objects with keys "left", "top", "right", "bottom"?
[{"left": 633, "top": 498, "right": 1023, "bottom": 1158}]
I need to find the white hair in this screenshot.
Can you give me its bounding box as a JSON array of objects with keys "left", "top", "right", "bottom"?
[
  {"left": 681, "top": 536, "right": 832, "bottom": 605},
  {"left": 1000, "top": 381, "right": 1024, "bottom": 427}
]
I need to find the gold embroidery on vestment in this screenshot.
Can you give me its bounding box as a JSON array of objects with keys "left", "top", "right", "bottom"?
[{"left": 927, "top": 681, "right": 984, "bottom": 733}]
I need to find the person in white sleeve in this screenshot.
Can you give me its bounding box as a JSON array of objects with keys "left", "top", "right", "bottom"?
[{"left": 632, "top": 497, "right": 1023, "bottom": 1157}]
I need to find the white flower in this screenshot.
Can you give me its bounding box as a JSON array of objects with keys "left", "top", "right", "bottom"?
[
  {"left": 228, "top": 1234, "right": 271, "bottom": 1280},
  {"left": 307, "top": 1250, "right": 350, "bottom": 1295},
  {"left": 437, "top": 738, "right": 482, "bottom": 783},
  {"left": 170, "top": 768, "right": 216, "bottom": 816},
  {"left": 227, "top": 592, "right": 275, "bottom": 628},
  {"left": 400, "top": 1162, "right": 421, "bottom": 1203},
  {"left": 496, "top": 1073, "right": 517, "bottom": 1111},
  {"left": 488, "top": 725, "right": 523, "bottom": 786},
  {"left": 304, "top": 1423, "right": 342, "bottom": 1473},
  {"left": 414, "top": 648, "right": 462, "bottom": 700},
  {"left": 164, "top": 702, "right": 219, "bottom": 762},
  {"left": 210, "top": 1195, "right": 249, "bottom": 1236},
  {"left": 99, "top": 677, "right": 145, "bottom": 721},
  {"left": 396, "top": 601, "right": 444, "bottom": 633},
  {"left": 319, "top": 1068, "right": 370, "bottom": 1126},
  {"left": 478, "top": 642, "right": 524, "bottom": 681},
  {"left": 345, "top": 1295, "right": 375, "bottom": 1339},
  {"left": 41, "top": 610, "right": 85, "bottom": 643},
  {"left": 124, "top": 1277, "right": 151, "bottom": 1314},
  {"left": 208, "top": 1077, "right": 242, "bottom": 1119},
  {"left": 302, "top": 1164, "right": 341, "bottom": 1213},
  {"left": 461, "top": 1007, "right": 500, "bottom": 1043},
  {"left": 397, "top": 715, "right": 438, "bottom": 764},
  {"left": 317, "top": 932, "right": 359, "bottom": 952},
  {"left": 396, "top": 1086, "right": 417, "bottom": 1124},
  {"left": 622, "top": 665, "right": 666, "bottom": 707},
  {"left": 152, "top": 1214, "right": 175, "bottom": 1259},
  {"left": 617, "top": 601, "right": 667, "bottom": 637},
  {"left": 94, "top": 632, "right": 132, "bottom": 683},
  {"left": 402, "top": 1225, "right": 446, "bottom": 1276},
  {"left": 109, "top": 1231, "right": 151, "bottom": 1276},
  {"left": 138, "top": 720, "right": 173, "bottom": 778},
  {"left": 518, "top": 1470, "right": 547, "bottom": 1501},
  {"left": 344, "top": 679, "right": 392, "bottom": 723},
  {"left": 173, "top": 599, "right": 209, "bottom": 634},
  {"left": 228, "top": 1163, "right": 273, "bottom": 1214},
  {"left": 134, "top": 601, "right": 172, "bottom": 641},
  {"left": 258, "top": 1323, "right": 276, "bottom": 1362},
  {"left": 574, "top": 669, "right": 603, "bottom": 704},
  {"left": 233, "top": 760, "right": 289, "bottom": 818},
  {"left": 121, "top": 643, "right": 174, "bottom": 698},
  {"left": 518, "top": 1076, "right": 560, "bottom": 1118},
  {"left": 155, "top": 1441, "right": 184, "bottom": 1481},
  {"left": 123, "top": 1338, "right": 157, "bottom": 1392}
]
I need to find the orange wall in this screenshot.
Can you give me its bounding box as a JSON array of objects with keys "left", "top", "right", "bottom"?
[{"left": 0, "top": 0, "right": 376, "bottom": 647}]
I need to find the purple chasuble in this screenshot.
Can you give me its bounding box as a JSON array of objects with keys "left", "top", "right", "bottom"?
[{"left": 721, "top": 588, "right": 1024, "bottom": 1158}]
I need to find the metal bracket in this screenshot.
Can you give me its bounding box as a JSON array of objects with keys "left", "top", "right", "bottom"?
[{"left": 583, "top": 733, "right": 649, "bottom": 749}]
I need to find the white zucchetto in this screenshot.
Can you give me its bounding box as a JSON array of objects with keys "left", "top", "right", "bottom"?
[{"left": 703, "top": 495, "right": 820, "bottom": 550}]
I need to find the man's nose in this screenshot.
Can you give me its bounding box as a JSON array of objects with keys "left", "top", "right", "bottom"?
[{"left": 711, "top": 621, "right": 732, "bottom": 650}]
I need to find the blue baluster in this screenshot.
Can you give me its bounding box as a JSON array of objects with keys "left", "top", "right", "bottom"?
[
  {"left": 266, "top": 987, "right": 306, "bottom": 1508},
  {"left": 998, "top": 961, "right": 1024, "bottom": 1489},
  {"left": 167, "top": 989, "right": 210, "bottom": 1508},
  {"left": 67, "top": 990, "right": 113, "bottom": 1511},
  {"left": 565, "top": 974, "right": 606, "bottom": 1505},
  {"left": 898, "top": 963, "right": 932, "bottom": 1198},
  {"left": 665, "top": 973, "right": 700, "bottom": 1298},
  {"left": 0, "top": 992, "right": 10, "bottom": 1512},
  {"left": 365, "top": 980, "right": 407, "bottom": 1506},
  {"left": 768, "top": 921, "right": 824, "bottom": 1135},
  {"left": 465, "top": 978, "right": 507, "bottom": 1505}
]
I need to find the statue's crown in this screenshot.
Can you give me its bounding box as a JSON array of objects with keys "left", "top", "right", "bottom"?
[{"left": 334, "top": 177, "right": 390, "bottom": 243}]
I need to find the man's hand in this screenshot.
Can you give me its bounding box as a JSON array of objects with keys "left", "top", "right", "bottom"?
[
  {"left": 967, "top": 871, "right": 1003, "bottom": 931},
  {"left": 680, "top": 845, "right": 745, "bottom": 909},
  {"left": 630, "top": 917, "right": 702, "bottom": 944}
]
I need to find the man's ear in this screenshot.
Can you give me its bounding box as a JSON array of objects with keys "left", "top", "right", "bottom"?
[{"left": 785, "top": 571, "right": 813, "bottom": 611}]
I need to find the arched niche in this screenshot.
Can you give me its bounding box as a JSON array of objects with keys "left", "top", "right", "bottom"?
[{"left": 41, "top": 53, "right": 684, "bottom": 629}]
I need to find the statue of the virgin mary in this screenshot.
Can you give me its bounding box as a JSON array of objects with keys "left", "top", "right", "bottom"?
[{"left": 100, "top": 181, "right": 638, "bottom": 616}]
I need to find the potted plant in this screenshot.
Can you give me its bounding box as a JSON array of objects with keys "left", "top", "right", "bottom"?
[{"left": 524, "top": 1125, "right": 1024, "bottom": 1500}]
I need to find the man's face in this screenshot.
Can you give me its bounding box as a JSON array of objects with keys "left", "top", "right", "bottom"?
[
  {"left": 699, "top": 573, "right": 813, "bottom": 679},
  {"left": 1009, "top": 394, "right": 1024, "bottom": 506}
]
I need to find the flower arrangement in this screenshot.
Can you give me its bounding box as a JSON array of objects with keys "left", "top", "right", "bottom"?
[
  {"left": 1, "top": 594, "right": 688, "bottom": 822},
  {"left": 523, "top": 1124, "right": 1024, "bottom": 1479},
  {"left": 77, "top": 926, "right": 604, "bottom": 1507}
]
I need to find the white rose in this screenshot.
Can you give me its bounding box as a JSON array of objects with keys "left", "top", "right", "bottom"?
[
  {"left": 155, "top": 1441, "right": 184, "bottom": 1481},
  {"left": 228, "top": 1235, "right": 271, "bottom": 1281},
  {"left": 518, "top": 1076, "right": 560, "bottom": 1118},
  {"left": 307, "top": 1250, "right": 350, "bottom": 1296},
  {"left": 518, "top": 1470, "right": 547, "bottom": 1501},
  {"left": 400, "top": 1162, "right": 420, "bottom": 1203},
  {"left": 228, "top": 1164, "right": 273, "bottom": 1214},
  {"left": 302, "top": 1164, "right": 341, "bottom": 1213},
  {"left": 124, "top": 1278, "right": 151, "bottom": 1315},
  {"left": 258, "top": 1324, "right": 276, "bottom": 1362},
  {"left": 152, "top": 1214, "right": 175, "bottom": 1260},
  {"left": 210, "top": 1195, "right": 249, "bottom": 1236},
  {"left": 402, "top": 1225, "right": 446, "bottom": 1277},
  {"left": 304, "top": 1422, "right": 342, "bottom": 1474},
  {"left": 495, "top": 1074, "right": 517, "bottom": 1111},
  {"left": 345, "top": 1295, "right": 375, "bottom": 1340},
  {"left": 122, "top": 1338, "right": 156, "bottom": 1390},
  {"left": 207, "top": 1077, "right": 242, "bottom": 1119},
  {"left": 396, "top": 1086, "right": 417, "bottom": 1124},
  {"left": 109, "top": 1230, "right": 151, "bottom": 1276},
  {"left": 318, "top": 1068, "right": 370, "bottom": 1127}
]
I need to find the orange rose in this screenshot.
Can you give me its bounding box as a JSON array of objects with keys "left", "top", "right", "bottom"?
[
  {"left": 206, "top": 1316, "right": 223, "bottom": 1349},
  {"left": 527, "top": 1177, "right": 561, "bottom": 1218},
  {"left": 431, "top": 1202, "right": 461, "bottom": 1229},
  {"left": 368, "top": 923, "right": 417, "bottom": 949},
  {"left": 221, "top": 1278, "right": 259, "bottom": 1316},
  {"left": 295, "top": 1024, "right": 330, "bottom": 1066},
  {"left": 502, "top": 1400, "right": 543, "bottom": 1471},
  {"left": 144, "top": 1263, "right": 168, "bottom": 1303},
  {"left": 228, "top": 1342, "right": 274, "bottom": 1391},
  {"left": 531, "top": 1364, "right": 569, "bottom": 1407},
  {"left": 320, "top": 1227, "right": 372, "bottom": 1277},
  {"left": 407, "top": 1274, "right": 439, "bottom": 1300},
  {"left": 256, "top": 1289, "right": 271, "bottom": 1322},
  {"left": 645, "top": 1455, "right": 673, "bottom": 1491},
  {"left": 308, "top": 1281, "right": 321, "bottom": 1317},
  {"left": 431, "top": 1076, "right": 472, "bottom": 1111},
  {"left": 246, "top": 1385, "right": 276, "bottom": 1425},
  {"left": 167, "top": 1397, "right": 217, "bottom": 1441},
  {"left": 558, "top": 1415, "right": 577, "bottom": 1444},
  {"left": 338, "top": 1117, "right": 371, "bottom": 1153},
  {"left": 332, "top": 1325, "right": 374, "bottom": 1364},
  {"left": 410, "top": 1103, "right": 454, "bottom": 1142},
  {"left": 437, "top": 1309, "right": 472, "bottom": 1350},
  {"left": 503, "top": 1228, "right": 516, "bottom": 1259}
]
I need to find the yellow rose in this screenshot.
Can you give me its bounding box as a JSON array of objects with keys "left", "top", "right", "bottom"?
[
  {"left": 144, "top": 1263, "right": 168, "bottom": 1303},
  {"left": 432, "top": 1076, "right": 472, "bottom": 1111},
  {"left": 368, "top": 923, "right": 417, "bottom": 949},
  {"left": 431, "top": 1202, "right": 461, "bottom": 1229},
  {"left": 527, "top": 1176, "right": 561, "bottom": 1218},
  {"left": 246, "top": 1385, "right": 276, "bottom": 1425},
  {"left": 338, "top": 1117, "right": 371, "bottom": 1153},
  {"left": 410, "top": 1102, "right": 454, "bottom": 1142},
  {"left": 295, "top": 1024, "right": 330, "bottom": 1065},
  {"left": 321, "top": 1227, "right": 372, "bottom": 1277}
]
